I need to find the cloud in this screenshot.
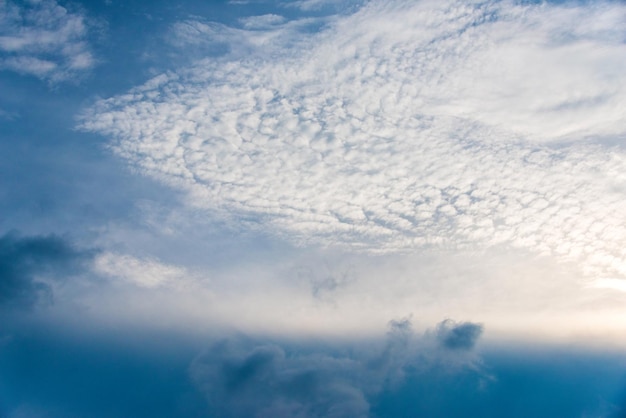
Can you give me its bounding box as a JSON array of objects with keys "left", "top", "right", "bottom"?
[
  {"left": 436, "top": 319, "right": 483, "bottom": 350},
  {"left": 191, "top": 341, "right": 370, "bottom": 418},
  {"left": 283, "top": 0, "right": 356, "bottom": 13},
  {"left": 93, "top": 252, "right": 192, "bottom": 289},
  {"left": 0, "top": 0, "right": 95, "bottom": 82},
  {"left": 167, "top": 12, "right": 331, "bottom": 62},
  {"left": 80, "top": 0, "right": 626, "bottom": 283},
  {"left": 239, "top": 14, "right": 286, "bottom": 30},
  {"left": 0, "top": 232, "right": 92, "bottom": 311},
  {"left": 189, "top": 317, "right": 484, "bottom": 417}
]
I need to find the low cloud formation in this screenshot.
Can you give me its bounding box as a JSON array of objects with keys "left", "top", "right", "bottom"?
[
  {"left": 0, "top": 232, "right": 92, "bottom": 310},
  {"left": 81, "top": 0, "right": 626, "bottom": 281},
  {"left": 0, "top": 0, "right": 95, "bottom": 82},
  {"left": 189, "top": 317, "right": 484, "bottom": 417}
]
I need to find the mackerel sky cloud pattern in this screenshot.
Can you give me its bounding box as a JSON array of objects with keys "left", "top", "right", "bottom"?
[{"left": 81, "top": 0, "right": 626, "bottom": 280}]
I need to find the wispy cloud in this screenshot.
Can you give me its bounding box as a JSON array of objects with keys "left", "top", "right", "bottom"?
[
  {"left": 80, "top": 0, "right": 626, "bottom": 282},
  {"left": 167, "top": 12, "right": 330, "bottom": 61},
  {"left": 0, "top": 0, "right": 95, "bottom": 82}
]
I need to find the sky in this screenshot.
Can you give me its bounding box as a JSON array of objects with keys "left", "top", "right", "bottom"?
[{"left": 1, "top": 0, "right": 626, "bottom": 416}]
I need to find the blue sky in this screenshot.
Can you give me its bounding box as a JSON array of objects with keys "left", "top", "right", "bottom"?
[{"left": 1, "top": 0, "right": 626, "bottom": 416}]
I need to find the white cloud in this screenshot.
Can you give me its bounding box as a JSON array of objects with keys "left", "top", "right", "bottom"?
[
  {"left": 94, "top": 252, "right": 192, "bottom": 289},
  {"left": 0, "top": 0, "right": 95, "bottom": 82},
  {"left": 283, "top": 0, "right": 355, "bottom": 12},
  {"left": 239, "top": 14, "right": 286, "bottom": 30},
  {"left": 167, "top": 12, "right": 330, "bottom": 61},
  {"left": 80, "top": 0, "right": 626, "bottom": 284}
]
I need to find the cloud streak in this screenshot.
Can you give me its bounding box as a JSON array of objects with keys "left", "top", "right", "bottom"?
[
  {"left": 94, "top": 252, "right": 193, "bottom": 289},
  {"left": 0, "top": 232, "right": 92, "bottom": 311}
]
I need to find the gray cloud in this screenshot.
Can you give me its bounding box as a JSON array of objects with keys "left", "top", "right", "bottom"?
[
  {"left": 190, "top": 339, "right": 370, "bottom": 417},
  {"left": 436, "top": 319, "right": 483, "bottom": 351},
  {"left": 0, "top": 232, "right": 93, "bottom": 310},
  {"left": 0, "top": 0, "right": 95, "bottom": 82},
  {"left": 189, "top": 317, "right": 484, "bottom": 417}
]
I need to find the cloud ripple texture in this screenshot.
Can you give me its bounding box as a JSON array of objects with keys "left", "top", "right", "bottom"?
[{"left": 80, "top": 0, "right": 626, "bottom": 279}]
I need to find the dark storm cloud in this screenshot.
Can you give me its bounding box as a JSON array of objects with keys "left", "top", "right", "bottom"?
[
  {"left": 0, "top": 232, "right": 93, "bottom": 310},
  {"left": 436, "top": 319, "right": 483, "bottom": 350}
]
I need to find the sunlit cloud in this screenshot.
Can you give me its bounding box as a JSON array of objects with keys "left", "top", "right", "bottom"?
[{"left": 80, "top": 0, "right": 626, "bottom": 284}]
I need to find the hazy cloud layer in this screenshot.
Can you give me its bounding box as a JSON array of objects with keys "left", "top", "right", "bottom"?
[
  {"left": 0, "top": 0, "right": 94, "bottom": 82},
  {"left": 81, "top": 0, "right": 626, "bottom": 282},
  {"left": 168, "top": 12, "right": 331, "bottom": 61}
]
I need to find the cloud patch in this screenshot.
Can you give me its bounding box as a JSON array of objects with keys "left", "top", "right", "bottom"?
[
  {"left": 0, "top": 0, "right": 95, "bottom": 82},
  {"left": 94, "top": 252, "right": 192, "bottom": 289},
  {"left": 80, "top": 0, "right": 626, "bottom": 281}
]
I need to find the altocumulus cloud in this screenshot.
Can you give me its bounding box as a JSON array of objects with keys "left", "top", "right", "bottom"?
[
  {"left": 80, "top": 0, "right": 626, "bottom": 283},
  {"left": 0, "top": 0, "right": 95, "bottom": 82}
]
